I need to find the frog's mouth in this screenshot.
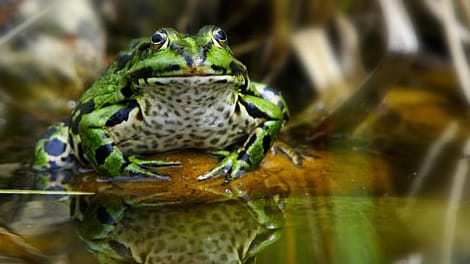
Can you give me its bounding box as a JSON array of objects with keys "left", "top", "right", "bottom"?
[{"left": 131, "top": 74, "right": 247, "bottom": 90}]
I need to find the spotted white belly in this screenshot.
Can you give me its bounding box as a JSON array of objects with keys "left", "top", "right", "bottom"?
[{"left": 108, "top": 76, "right": 259, "bottom": 154}]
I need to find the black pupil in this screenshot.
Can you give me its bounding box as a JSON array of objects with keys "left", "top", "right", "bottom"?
[
  {"left": 151, "top": 33, "right": 164, "bottom": 44},
  {"left": 214, "top": 29, "right": 226, "bottom": 41}
]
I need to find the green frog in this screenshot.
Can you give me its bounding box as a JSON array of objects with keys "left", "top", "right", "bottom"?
[{"left": 33, "top": 25, "right": 289, "bottom": 183}]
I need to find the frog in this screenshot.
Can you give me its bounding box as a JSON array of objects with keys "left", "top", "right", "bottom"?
[{"left": 33, "top": 25, "right": 289, "bottom": 183}]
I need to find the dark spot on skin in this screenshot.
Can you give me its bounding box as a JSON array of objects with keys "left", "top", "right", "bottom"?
[
  {"left": 144, "top": 99, "right": 152, "bottom": 115},
  {"left": 229, "top": 61, "right": 245, "bottom": 75},
  {"left": 193, "top": 141, "right": 204, "bottom": 147},
  {"left": 211, "top": 64, "right": 226, "bottom": 74},
  {"left": 189, "top": 133, "right": 206, "bottom": 140},
  {"left": 96, "top": 205, "right": 115, "bottom": 225},
  {"left": 136, "top": 111, "right": 144, "bottom": 121},
  {"left": 95, "top": 144, "right": 114, "bottom": 165},
  {"left": 237, "top": 151, "right": 251, "bottom": 165},
  {"left": 120, "top": 85, "right": 133, "bottom": 98},
  {"left": 101, "top": 102, "right": 112, "bottom": 108},
  {"left": 44, "top": 138, "right": 66, "bottom": 156},
  {"left": 217, "top": 129, "right": 228, "bottom": 135},
  {"left": 210, "top": 138, "right": 219, "bottom": 145},
  {"left": 170, "top": 43, "right": 184, "bottom": 53},
  {"left": 77, "top": 143, "right": 86, "bottom": 163},
  {"left": 105, "top": 102, "right": 138, "bottom": 127},
  {"left": 234, "top": 103, "right": 241, "bottom": 115},
  {"left": 68, "top": 134, "right": 74, "bottom": 149},
  {"left": 164, "top": 119, "right": 175, "bottom": 125},
  {"left": 138, "top": 42, "right": 151, "bottom": 51},
  {"left": 153, "top": 122, "right": 163, "bottom": 129},
  {"left": 246, "top": 134, "right": 258, "bottom": 150},
  {"left": 114, "top": 54, "right": 133, "bottom": 72},
  {"left": 183, "top": 54, "right": 193, "bottom": 66},
  {"left": 201, "top": 42, "right": 212, "bottom": 61},
  {"left": 129, "top": 67, "right": 153, "bottom": 81},
  {"left": 71, "top": 100, "right": 95, "bottom": 134},
  {"left": 194, "top": 110, "right": 204, "bottom": 116},
  {"left": 239, "top": 97, "right": 272, "bottom": 120},
  {"left": 78, "top": 99, "right": 95, "bottom": 114},
  {"left": 262, "top": 135, "right": 272, "bottom": 154},
  {"left": 167, "top": 64, "right": 180, "bottom": 71}
]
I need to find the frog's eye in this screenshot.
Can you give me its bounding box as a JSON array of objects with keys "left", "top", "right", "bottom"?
[
  {"left": 211, "top": 27, "right": 227, "bottom": 47},
  {"left": 151, "top": 29, "right": 169, "bottom": 49}
]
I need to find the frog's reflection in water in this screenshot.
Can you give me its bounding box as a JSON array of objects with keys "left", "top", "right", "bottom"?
[{"left": 71, "top": 194, "right": 285, "bottom": 263}]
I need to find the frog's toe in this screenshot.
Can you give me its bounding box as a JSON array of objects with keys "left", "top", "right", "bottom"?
[
  {"left": 197, "top": 166, "right": 228, "bottom": 181},
  {"left": 124, "top": 163, "right": 171, "bottom": 181},
  {"left": 124, "top": 157, "right": 175, "bottom": 181},
  {"left": 197, "top": 158, "right": 233, "bottom": 181},
  {"left": 197, "top": 154, "right": 248, "bottom": 182},
  {"left": 128, "top": 155, "right": 180, "bottom": 167},
  {"left": 137, "top": 159, "right": 181, "bottom": 168}
]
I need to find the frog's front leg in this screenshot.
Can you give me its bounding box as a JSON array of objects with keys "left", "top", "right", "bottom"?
[
  {"left": 76, "top": 103, "right": 178, "bottom": 180},
  {"left": 198, "top": 86, "right": 286, "bottom": 182}
]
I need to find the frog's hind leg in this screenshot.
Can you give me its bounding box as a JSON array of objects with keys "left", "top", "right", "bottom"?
[
  {"left": 33, "top": 122, "right": 76, "bottom": 194},
  {"left": 33, "top": 122, "right": 75, "bottom": 172}
]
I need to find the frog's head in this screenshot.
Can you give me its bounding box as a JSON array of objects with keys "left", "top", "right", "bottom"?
[{"left": 123, "top": 25, "right": 249, "bottom": 95}]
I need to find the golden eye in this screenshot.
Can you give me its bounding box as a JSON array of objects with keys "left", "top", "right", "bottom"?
[
  {"left": 151, "top": 29, "right": 169, "bottom": 49},
  {"left": 212, "top": 27, "right": 227, "bottom": 47}
]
